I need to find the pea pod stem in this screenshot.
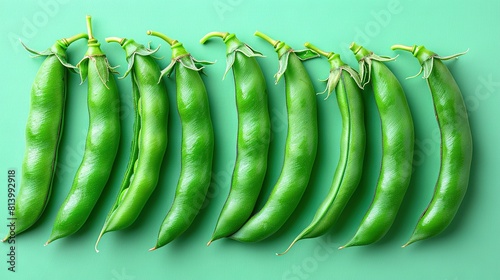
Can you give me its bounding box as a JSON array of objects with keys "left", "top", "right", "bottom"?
[
  {"left": 390, "top": 44, "right": 416, "bottom": 53},
  {"left": 86, "top": 15, "right": 95, "bottom": 41},
  {"left": 146, "top": 30, "right": 177, "bottom": 45},
  {"left": 105, "top": 37, "right": 126, "bottom": 45},
  {"left": 199, "top": 31, "right": 230, "bottom": 44},
  {"left": 254, "top": 31, "right": 279, "bottom": 47},
  {"left": 304, "top": 42, "right": 332, "bottom": 58},
  {"left": 61, "top": 33, "right": 88, "bottom": 46},
  {"left": 82, "top": 16, "right": 104, "bottom": 58},
  {"left": 147, "top": 30, "right": 194, "bottom": 60}
]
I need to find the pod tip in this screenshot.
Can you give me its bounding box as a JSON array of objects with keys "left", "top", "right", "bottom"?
[
  {"left": 200, "top": 32, "right": 229, "bottom": 44},
  {"left": 402, "top": 239, "right": 415, "bottom": 248},
  {"left": 95, "top": 232, "right": 104, "bottom": 253},
  {"left": 276, "top": 239, "right": 298, "bottom": 256}
]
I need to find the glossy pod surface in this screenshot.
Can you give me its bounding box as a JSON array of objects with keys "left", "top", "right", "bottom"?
[
  {"left": 14, "top": 54, "right": 66, "bottom": 238},
  {"left": 231, "top": 32, "right": 318, "bottom": 242},
  {"left": 148, "top": 31, "right": 214, "bottom": 250},
  {"left": 95, "top": 36, "right": 169, "bottom": 251},
  {"left": 341, "top": 43, "right": 414, "bottom": 248},
  {"left": 47, "top": 17, "right": 121, "bottom": 244},
  {"left": 392, "top": 45, "right": 472, "bottom": 246},
  {"left": 281, "top": 43, "right": 366, "bottom": 254},
  {"left": 2, "top": 34, "right": 87, "bottom": 241},
  {"left": 200, "top": 32, "right": 271, "bottom": 244}
]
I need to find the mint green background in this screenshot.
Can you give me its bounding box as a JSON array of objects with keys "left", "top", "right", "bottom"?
[{"left": 1, "top": 0, "right": 499, "bottom": 279}]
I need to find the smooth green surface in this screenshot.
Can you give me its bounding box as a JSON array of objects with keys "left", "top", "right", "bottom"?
[{"left": 0, "top": 0, "right": 498, "bottom": 279}]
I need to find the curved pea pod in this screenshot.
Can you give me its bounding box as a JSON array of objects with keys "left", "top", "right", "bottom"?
[
  {"left": 280, "top": 43, "right": 366, "bottom": 254},
  {"left": 340, "top": 43, "right": 415, "bottom": 249},
  {"left": 147, "top": 31, "right": 214, "bottom": 250},
  {"left": 1, "top": 33, "right": 87, "bottom": 242},
  {"left": 230, "top": 31, "right": 319, "bottom": 243},
  {"left": 200, "top": 32, "right": 271, "bottom": 244},
  {"left": 46, "top": 16, "right": 121, "bottom": 245},
  {"left": 392, "top": 44, "right": 472, "bottom": 247},
  {"left": 94, "top": 35, "right": 169, "bottom": 252}
]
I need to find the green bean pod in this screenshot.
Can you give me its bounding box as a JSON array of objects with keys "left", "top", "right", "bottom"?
[
  {"left": 46, "top": 16, "right": 120, "bottom": 245},
  {"left": 147, "top": 31, "right": 214, "bottom": 250},
  {"left": 340, "top": 43, "right": 414, "bottom": 249},
  {"left": 230, "top": 31, "right": 319, "bottom": 242},
  {"left": 280, "top": 43, "right": 366, "bottom": 254},
  {"left": 1, "top": 33, "right": 87, "bottom": 242},
  {"left": 200, "top": 32, "right": 271, "bottom": 244},
  {"left": 392, "top": 44, "right": 472, "bottom": 247},
  {"left": 94, "top": 35, "right": 169, "bottom": 252}
]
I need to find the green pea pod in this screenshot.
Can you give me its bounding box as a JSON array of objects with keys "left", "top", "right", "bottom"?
[
  {"left": 280, "top": 43, "right": 366, "bottom": 254},
  {"left": 340, "top": 43, "right": 415, "bottom": 249},
  {"left": 94, "top": 35, "right": 169, "bottom": 252},
  {"left": 45, "top": 16, "right": 121, "bottom": 245},
  {"left": 230, "top": 31, "right": 319, "bottom": 242},
  {"left": 200, "top": 32, "right": 271, "bottom": 244},
  {"left": 1, "top": 33, "right": 87, "bottom": 242},
  {"left": 147, "top": 31, "right": 214, "bottom": 250},
  {"left": 392, "top": 44, "right": 472, "bottom": 247}
]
